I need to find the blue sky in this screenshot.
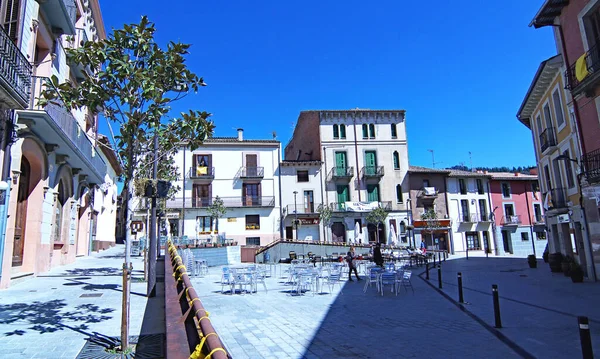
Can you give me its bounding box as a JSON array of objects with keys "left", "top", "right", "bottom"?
[{"left": 98, "top": 0, "right": 555, "bottom": 169}]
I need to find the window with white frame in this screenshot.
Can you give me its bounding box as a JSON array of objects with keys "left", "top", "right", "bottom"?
[
  {"left": 393, "top": 151, "right": 400, "bottom": 170},
  {"left": 333, "top": 124, "right": 339, "bottom": 139},
  {"left": 368, "top": 124, "right": 376, "bottom": 139},
  {"left": 501, "top": 182, "right": 511, "bottom": 198},
  {"left": 552, "top": 89, "right": 565, "bottom": 128},
  {"left": 391, "top": 124, "right": 397, "bottom": 138},
  {"left": 562, "top": 149, "right": 575, "bottom": 189},
  {"left": 340, "top": 124, "right": 346, "bottom": 139}
]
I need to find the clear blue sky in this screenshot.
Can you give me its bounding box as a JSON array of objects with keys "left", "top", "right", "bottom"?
[{"left": 99, "top": 0, "right": 555, "bottom": 169}]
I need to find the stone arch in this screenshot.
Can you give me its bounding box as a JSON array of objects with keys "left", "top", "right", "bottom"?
[
  {"left": 53, "top": 164, "right": 74, "bottom": 247},
  {"left": 331, "top": 222, "right": 346, "bottom": 242}
]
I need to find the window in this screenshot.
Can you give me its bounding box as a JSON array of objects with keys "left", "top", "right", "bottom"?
[
  {"left": 362, "top": 124, "right": 368, "bottom": 139},
  {"left": 563, "top": 150, "right": 575, "bottom": 188},
  {"left": 460, "top": 200, "right": 469, "bottom": 221},
  {"left": 2, "top": 0, "right": 21, "bottom": 43},
  {"left": 393, "top": 151, "right": 400, "bottom": 170},
  {"left": 246, "top": 237, "right": 260, "bottom": 246},
  {"left": 391, "top": 124, "right": 397, "bottom": 138},
  {"left": 504, "top": 204, "right": 515, "bottom": 217},
  {"left": 340, "top": 124, "right": 346, "bottom": 139},
  {"left": 543, "top": 165, "right": 552, "bottom": 192},
  {"left": 53, "top": 39, "right": 62, "bottom": 69},
  {"left": 245, "top": 215, "right": 260, "bottom": 230},
  {"left": 543, "top": 103, "right": 553, "bottom": 130},
  {"left": 534, "top": 204, "right": 543, "bottom": 222},
  {"left": 192, "top": 184, "right": 211, "bottom": 207},
  {"left": 423, "top": 179, "right": 430, "bottom": 188},
  {"left": 585, "top": 7, "right": 600, "bottom": 48},
  {"left": 476, "top": 179, "right": 484, "bottom": 194},
  {"left": 333, "top": 124, "right": 339, "bottom": 139},
  {"left": 531, "top": 181, "right": 540, "bottom": 193},
  {"left": 193, "top": 154, "right": 211, "bottom": 176},
  {"left": 521, "top": 232, "right": 529, "bottom": 241},
  {"left": 242, "top": 183, "right": 260, "bottom": 206},
  {"left": 536, "top": 114, "right": 543, "bottom": 135},
  {"left": 297, "top": 170, "right": 309, "bottom": 182},
  {"left": 466, "top": 232, "right": 481, "bottom": 250},
  {"left": 399, "top": 221, "right": 406, "bottom": 234},
  {"left": 367, "top": 184, "right": 380, "bottom": 202},
  {"left": 479, "top": 199, "right": 488, "bottom": 221},
  {"left": 552, "top": 89, "right": 565, "bottom": 127},
  {"left": 368, "top": 124, "right": 376, "bottom": 138},
  {"left": 196, "top": 216, "right": 213, "bottom": 233},
  {"left": 501, "top": 183, "right": 511, "bottom": 198},
  {"left": 536, "top": 231, "right": 546, "bottom": 240},
  {"left": 459, "top": 179, "right": 467, "bottom": 194},
  {"left": 303, "top": 190, "right": 314, "bottom": 213},
  {"left": 396, "top": 185, "right": 403, "bottom": 203}
]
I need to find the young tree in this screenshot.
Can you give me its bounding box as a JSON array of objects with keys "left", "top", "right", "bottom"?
[
  {"left": 366, "top": 206, "right": 389, "bottom": 244},
  {"left": 39, "top": 16, "right": 214, "bottom": 351},
  {"left": 317, "top": 203, "right": 332, "bottom": 243},
  {"left": 206, "top": 196, "right": 227, "bottom": 235},
  {"left": 421, "top": 208, "right": 441, "bottom": 249}
]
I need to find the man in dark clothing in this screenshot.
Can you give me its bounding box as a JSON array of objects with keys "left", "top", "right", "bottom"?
[
  {"left": 346, "top": 246, "right": 361, "bottom": 281},
  {"left": 373, "top": 243, "right": 384, "bottom": 267}
]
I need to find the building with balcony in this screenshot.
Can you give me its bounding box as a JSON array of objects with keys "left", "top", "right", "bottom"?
[
  {"left": 149, "top": 129, "right": 281, "bottom": 246},
  {"left": 284, "top": 109, "right": 410, "bottom": 244},
  {"left": 0, "top": 0, "right": 119, "bottom": 289},
  {"left": 445, "top": 170, "right": 494, "bottom": 255},
  {"left": 407, "top": 166, "right": 451, "bottom": 251},
  {"left": 528, "top": 0, "right": 599, "bottom": 279},
  {"left": 279, "top": 160, "right": 323, "bottom": 241},
  {"left": 488, "top": 172, "right": 546, "bottom": 257}
]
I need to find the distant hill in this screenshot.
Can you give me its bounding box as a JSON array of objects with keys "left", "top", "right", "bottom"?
[{"left": 448, "top": 165, "right": 536, "bottom": 174}]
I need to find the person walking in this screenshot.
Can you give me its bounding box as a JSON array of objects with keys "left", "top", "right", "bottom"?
[
  {"left": 346, "top": 246, "right": 361, "bottom": 281},
  {"left": 373, "top": 242, "right": 384, "bottom": 267}
]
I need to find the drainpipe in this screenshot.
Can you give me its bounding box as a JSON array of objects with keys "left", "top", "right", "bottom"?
[
  {"left": 277, "top": 145, "right": 283, "bottom": 240},
  {"left": 182, "top": 144, "right": 186, "bottom": 236},
  {"left": 487, "top": 180, "right": 499, "bottom": 256},
  {"left": 319, "top": 158, "right": 325, "bottom": 243},
  {"left": 524, "top": 181, "right": 536, "bottom": 257},
  {"left": 352, "top": 114, "right": 361, "bottom": 201}
]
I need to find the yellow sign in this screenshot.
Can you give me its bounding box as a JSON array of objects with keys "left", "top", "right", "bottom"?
[{"left": 227, "top": 217, "right": 237, "bottom": 222}]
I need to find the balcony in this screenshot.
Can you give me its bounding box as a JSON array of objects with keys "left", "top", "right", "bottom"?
[
  {"left": 328, "top": 201, "right": 391, "bottom": 212},
  {"left": 18, "top": 76, "right": 107, "bottom": 183},
  {"left": 417, "top": 187, "right": 438, "bottom": 200},
  {"left": 361, "top": 166, "right": 384, "bottom": 180},
  {"left": 583, "top": 148, "right": 600, "bottom": 184},
  {"left": 285, "top": 204, "right": 317, "bottom": 215},
  {"left": 38, "top": 0, "right": 77, "bottom": 35},
  {"left": 238, "top": 166, "right": 264, "bottom": 179},
  {"left": 328, "top": 166, "right": 354, "bottom": 181},
  {"left": 0, "top": 25, "right": 32, "bottom": 109},
  {"left": 547, "top": 187, "right": 568, "bottom": 210},
  {"left": 565, "top": 42, "right": 600, "bottom": 96},
  {"left": 188, "top": 166, "right": 215, "bottom": 180},
  {"left": 539, "top": 127, "right": 557, "bottom": 153},
  {"left": 458, "top": 213, "right": 479, "bottom": 223},
  {"left": 166, "top": 196, "right": 275, "bottom": 209},
  {"left": 501, "top": 215, "right": 522, "bottom": 226}
]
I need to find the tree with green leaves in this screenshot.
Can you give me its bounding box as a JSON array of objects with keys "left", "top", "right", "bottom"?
[
  {"left": 206, "top": 196, "right": 227, "bottom": 235},
  {"left": 39, "top": 16, "right": 214, "bottom": 352},
  {"left": 421, "top": 208, "right": 441, "bottom": 249},
  {"left": 317, "top": 203, "right": 332, "bottom": 243},
  {"left": 366, "top": 206, "right": 389, "bottom": 244}
]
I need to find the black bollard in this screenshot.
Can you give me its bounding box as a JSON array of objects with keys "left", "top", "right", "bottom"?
[
  {"left": 437, "top": 265, "right": 442, "bottom": 289},
  {"left": 438, "top": 251, "right": 441, "bottom": 263},
  {"left": 578, "top": 316, "right": 594, "bottom": 359},
  {"left": 492, "top": 284, "right": 502, "bottom": 328},
  {"left": 458, "top": 272, "right": 464, "bottom": 303},
  {"left": 426, "top": 260, "right": 430, "bottom": 280},
  {"left": 433, "top": 253, "right": 436, "bottom": 266},
  {"left": 466, "top": 248, "right": 469, "bottom": 260}
]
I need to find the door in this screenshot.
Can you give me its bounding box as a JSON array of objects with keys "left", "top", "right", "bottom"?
[
  {"left": 367, "top": 184, "right": 379, "bottom": 202},
  {"left": 482, "top": 231, "right": 490, "bottom": 253},
  {"left": 285, "top": 226, "right": 293, "bottom": 239},
  {"left": 331, "top": 222, "right": 345, "bottom": 242},
  {"left": 335, "top": 152, "right": 347, "bottom": 176},
  {"left": 336, "top": 185, "right": 349, "bottom": 209},
  {"left": 365, "top": 151, "right": 376, "bottom": 175},
  {"left": 502, "top": 230, "right": 512, "bottom": 254},
  {"left": 246, "top": 154, "right": 258, "bottom": 176},
  {"left": 12, "top": 158, "right": 30, "bottom": 267},
  {"left": 466, "top": 232, "right": 480, "bottom": 250},
  {"left": 303, "top": 190, "right": 314, "bottom": 213},
  {"left": 193, "top": 184, "right": 211, "bottom": 207},
  {"left": 460, "top": 200, "right": 469, "bottom": 221},
  {"left": 243, "top": 183, "right": 260, "bottom": 206}
]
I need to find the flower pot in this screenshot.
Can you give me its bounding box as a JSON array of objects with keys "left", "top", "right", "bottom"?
[
  {"left": 571, "top": 268, "right": 584, "bottom": 283},
  {"left": 561, "top": 262, "right": 572, "bottom": 277},
  {"left": 548, "top": 253, "right": 563, "bottom": 273},
  {"left": 542, "top": 251, "right": 549, "bottom": 263},
  {"left": 527, "top": 255, "right": 537, "bottom": 268}
]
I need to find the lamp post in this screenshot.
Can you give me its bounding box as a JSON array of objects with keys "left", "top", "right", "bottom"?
[{"left": 293, "top": 191, "right": 298, "bottom": 241}]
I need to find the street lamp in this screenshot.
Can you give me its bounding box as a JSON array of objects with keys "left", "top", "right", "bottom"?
[{"left": 293, "top": 191, "right": 298, "bottom": 241}]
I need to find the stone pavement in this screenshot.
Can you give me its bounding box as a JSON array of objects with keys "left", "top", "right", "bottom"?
[
  {"left": 427, "top": 257, "right": 600, "bottom": 359},
  {"left": 0, "top": 245, "right": 163, "bottom": 359},
  {"left": 191, "top": 264, "right": 520, "bottom": 359}
]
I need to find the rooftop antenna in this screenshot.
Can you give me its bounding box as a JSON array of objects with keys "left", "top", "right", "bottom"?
[
  {"left": 469, "top": 151, "right": 473, "bottom": 172},
  {"left": 427, "top": 149, "right": 442, "bottom": 168}
]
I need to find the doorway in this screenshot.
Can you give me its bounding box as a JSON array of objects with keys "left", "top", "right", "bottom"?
[
  {"left": 502, "top": 230, "right": 513, "bottom": 254},
  {"left": 12, "top": 158, "right": 31, "bottom": 267},
  {"left": 331, "top": 222, "right": 345, "bottom": 242},
  {"left": 245, "top": 154, "right": 258, "bottom": 176},
  {"left": 367, "top": 223, "right": 385, "bottom": 243}
]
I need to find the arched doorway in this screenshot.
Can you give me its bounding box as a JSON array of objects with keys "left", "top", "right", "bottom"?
[
  {"left": 331, "top": 222, "right": 346, "bottom": 242},
  {"left": 53, "top": 166, "right": 73, "bottom": 246},
  {"left": 54, "top": 180, "right": 67, "bottom": 243},
  {"left": 367, "top": 223, "right": 386, "bottom": 243},
  {"left": 12, "top": 158, "right": 31, "bottom": 266}
]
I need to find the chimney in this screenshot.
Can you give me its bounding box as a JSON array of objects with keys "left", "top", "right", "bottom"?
[
  {"left": 237, "top": 128, "right": 243, "bottom": 141},
  {"left": 530, "top": 168, "right": 538, "bottom": 175},
  {"left": 514, "top": 172, "right": 520, "bottom": 176},
  {"left": 483, "top": 170, "right": 488, "bottom": 174}
]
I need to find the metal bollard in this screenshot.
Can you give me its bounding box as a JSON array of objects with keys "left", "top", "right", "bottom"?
[
  {"left": 438, "top": 252, "right": 441, "bottom": 263},
  {"left": 426, "top": 261, "right": 430, "bottom": 280},
  {"left": 433, "top": 253, "right": 436, "bottom": 266},
  {"left": 492, "top": 284, "right": 502, "bottom": 328},
  {"left": 578, "top": 316, "right": 594, "bottom": 359},
  {"left": 437, "top": 265, "right": 442, "bottom": 289},
  {"left": 458, "top": 272, "right": 464, "bottom": 303}
]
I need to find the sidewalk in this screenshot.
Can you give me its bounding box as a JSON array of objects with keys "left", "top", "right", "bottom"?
[
  {"left": 424, "top": 257, "right": 600, "bottom": 359},
  {"left": 0, "top": 245, "right": 163, "bottom": 359}
]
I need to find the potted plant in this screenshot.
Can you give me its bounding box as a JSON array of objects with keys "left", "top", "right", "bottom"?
[
  {"left": 548, "top": 252, "right": 563, "bottom": 273},
  {"left": 561, "top": 255, "right": 573, "bottom": 277},
  {"left": 542, "top": 250, "right": 549, "bottom": 263},
  {"left": 570, "top": 261, "right": 584, "bottom": 283},
  {"left": 527, "top": 254, "right": 537, "bottom": 268}
]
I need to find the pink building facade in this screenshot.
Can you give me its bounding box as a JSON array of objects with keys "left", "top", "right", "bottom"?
[{"left": 489, "top": 173, "right": 547, "bottom": 257}]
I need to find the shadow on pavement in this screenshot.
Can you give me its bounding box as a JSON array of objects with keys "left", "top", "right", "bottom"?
[{"left": 136, "top": 258, "right": 166, "bottom": 359}]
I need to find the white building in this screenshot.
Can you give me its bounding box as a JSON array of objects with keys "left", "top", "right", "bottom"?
[
  {"left": 157, "top": 129, "right": 281, "bottom": 246},
  {"left": 445, "top": 170, "right": 495, "bottom": 254},
  {"left": 284, "top": 110, "right": 410, "bottom": 243},
  {"left": 279, "top": 160, "right": 324, "bottom": 241}
]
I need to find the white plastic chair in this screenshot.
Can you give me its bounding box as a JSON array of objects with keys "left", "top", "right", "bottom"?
[
  {"left": 379, "top": 272, "right": 397, "bottom": 296},
  {"left": 363, "top": 267, "right": 382, "bottom": 293},
  {"left": 399, "top": 271, "right": 414, "bottom": 294},
  {"left": 325, "top": 271, "right": 343, "bottom": 295},
  {"left": 220, "top": 267, "right": 235, "bottom": 294}
]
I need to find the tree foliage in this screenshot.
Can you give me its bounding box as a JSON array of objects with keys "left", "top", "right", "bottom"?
[
  {"left": 317, "top": 203, "right": 332, "bottom": 226},
  {"left": 207, "top": 196, "right": 227, "bottom": 233},
  {"left": 366, "top": 206, "right": 389, "bottom": 243}
]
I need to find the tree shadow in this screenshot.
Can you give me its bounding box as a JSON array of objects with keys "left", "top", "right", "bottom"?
[
  {"left": 63, "top": 278, "right": 146, "bottom": 297},
  {"left": 63, "top": 267, "right": 123, "bottom": 277}
]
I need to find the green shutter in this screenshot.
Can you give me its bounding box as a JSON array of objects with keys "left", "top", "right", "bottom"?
[
  {"left": 337, "top": 185, "right": 349, "bottom": 209},
  {"left": 367, "top": 185, "right": 379, "bottom": 202},
  {"left": 396, "top": 185, "right": 403, "bottom": 202},
  {"left": 335, "top": 152, "right": 346, "bottom": 176},
  {"left": 362, "top": 124, "right": 368, "bottom": 138},
  {"left": 365, "top": 151, "right": 376, "bottom": 175},
  {"left": 340, "top": 125, "right": 346, "bottom": 138},
  {"left": 333, "top": 125, "right": 339, "bottom": 139}
]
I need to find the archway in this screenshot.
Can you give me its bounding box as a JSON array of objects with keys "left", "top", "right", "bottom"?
[
  {"left": 12, "top": 158, "right": 31, "bottom": 266},
  {"left": 367, "top": 223, "right": 386, "bottom": 243},
  {"left": 331, "top": 222, "right": 346, "bottom": 242},
  {"left": 76, "top": 183, "right": 91, "bottom": 255},
  {"left": 53, "top": 166, "right": 73, "bottom": 246}
]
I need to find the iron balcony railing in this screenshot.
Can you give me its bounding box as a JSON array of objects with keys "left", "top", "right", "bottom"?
[
  {"left": 188, "top": 166, "right": 215, "bottom": 180},
  {"left": 0, "top": 24, "right": 32, "bottom": 108},
  {"left": 501, "top": 215, "right": 522, "bottom": 226},
  {"left": 539, "top": 127, "right": 557, "bottom": 153},
  {"left": 533, "top": 215, "right": 545, "bottom": 225},
  {"left": 361, "top": 165, "right": 384, "bottom": 178},
  {"left": 29, "top": 76, "right": 107, "bottom": 177},
  {"left": 239, "top": 166, "right": 264, "bottom": 178},
  {"left": 285, "top": 204, "right": 317, "bottom": 215},
  {"left": 549, "top": 187, "right": 568, "bottom": 209},
  {"left": 565, "top": 41, "right": 600, "bottom": 92},
  {"left": 328, "top": 201, "right": 391, "bottom": 212},
  {"left": 459, "top": 213, "right": 480, "bottom": 223},
  {"left": 64, "top": 0, "right": 77, "bottom": 27},
  {"left": 329, "top": 166, "right": 354, "bottom": 180},
  {"left": 583, "top": 148, "right": 600, "bottom": 184},
  {"left": 166, "top": 196, "right": 275, "bottom": 209}
]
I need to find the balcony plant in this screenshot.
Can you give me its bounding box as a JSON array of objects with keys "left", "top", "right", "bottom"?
[
  {"left": 206, "top": 196, "right": 227, "bottom": 236},
  {"left": 570, "top": 261, "right": 584, "bottom": 283},
  {"left": 527, "top": 254, "right": 537, "bottom": 269}
]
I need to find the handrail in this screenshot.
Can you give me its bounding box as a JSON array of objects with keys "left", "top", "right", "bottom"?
[{"left": 166, "top": 241, "right": 229, "bottom": 359}]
